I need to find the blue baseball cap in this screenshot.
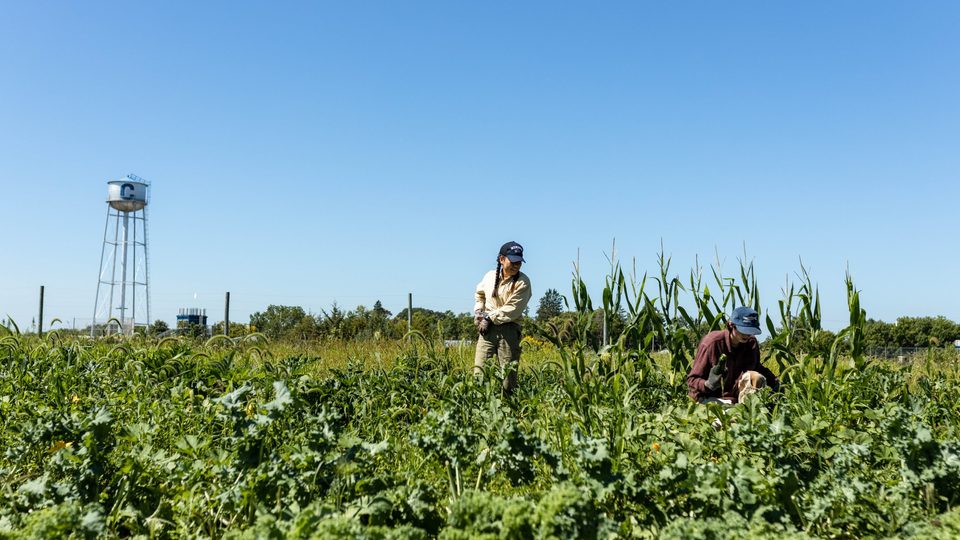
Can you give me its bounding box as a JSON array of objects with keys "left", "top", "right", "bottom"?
[
  {"left": 731, "top": 306, "right": 762, "bottom": 335},
  {"left": 499, "top": 241, "right": 525, "bottom": 263}
]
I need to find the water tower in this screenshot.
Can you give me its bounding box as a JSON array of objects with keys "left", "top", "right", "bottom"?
[{"left": 92, "top": 174, "right": 151, "bottom": 335}]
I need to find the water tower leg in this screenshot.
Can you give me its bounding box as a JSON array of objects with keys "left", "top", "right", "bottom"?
[
  {"left": 107, "top": 211, "right": 121, "bottom": 335},
  {"left": 93, "top": 207, "right": 111, "bottom": 337},
  {"left": 119, "top": 211, "right": 130, "bottom": 334}
]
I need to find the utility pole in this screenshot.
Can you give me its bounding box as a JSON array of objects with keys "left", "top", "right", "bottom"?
[
  {"left": 224, "top": 292, "right": 231, "bottom": 336},
  {"left": 407, "top": 293, "right": 413, "bottom": 336},
  {"left": 38, "top": 285, "right": 45, "bottom": 337}
]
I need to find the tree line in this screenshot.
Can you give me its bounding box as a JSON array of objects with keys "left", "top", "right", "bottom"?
[
  {"left": 140, "top": 289, "right": 959, "bottom": 349},
  {"left": 863, "top": 316, "right": 960, "bottom": 348}
]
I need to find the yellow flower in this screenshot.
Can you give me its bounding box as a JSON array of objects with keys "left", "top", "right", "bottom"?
[
  {"left": 49, "top": 440, "right": 73, "bottom": 453},
  {"left": 245, "top": 402, "right": 255, "bottom": 418},
  {"left": 71, "top": 394, "right": 80, "bottom": 404}
]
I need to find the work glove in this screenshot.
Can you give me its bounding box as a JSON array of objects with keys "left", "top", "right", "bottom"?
[
  {"left": 703, "top": 362, "right": 725, "bottom": 391},
  {"left": 477, "top": 314, "right": 491, "bottom": 335}
]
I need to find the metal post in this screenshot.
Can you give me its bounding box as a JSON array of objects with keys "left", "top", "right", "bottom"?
[
  {"left": 407, "top": 293, "right": 413, "bottom": 335},
  {"left": 107, "top": 209, "right": 121, "bottom": 335},
  {"left": 132, "top": 210, "right": 137, "bottom": 331},
  {"left": 119, "top": 211, "right": 130, "bottom": 334},
  {"left": 38, "top": 285, "right": 44, "bottom": 337},
  {"left": 224, "top": 292, "right": 231, "bottom": 336},
  {"left": 92, "top": 207, "right": 111, "bottom": 337},
  {"left": 143, "top": 205, "right": 151, "bottom": 328}
]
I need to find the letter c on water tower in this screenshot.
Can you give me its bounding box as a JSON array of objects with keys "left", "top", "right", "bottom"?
[{"left": 120, "top": 183, "right": 135, "bottom": 199}]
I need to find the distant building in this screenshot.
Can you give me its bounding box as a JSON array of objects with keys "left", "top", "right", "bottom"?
[{"left": 177, "top": 308, "right": 208, "bottom": 335}]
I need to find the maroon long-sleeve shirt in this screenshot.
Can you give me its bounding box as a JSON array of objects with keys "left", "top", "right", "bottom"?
[{"left": 686, "top": 329, "right": 780, "bottom": 403}]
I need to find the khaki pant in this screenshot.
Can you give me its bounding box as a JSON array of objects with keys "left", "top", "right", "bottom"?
[{"left": 474, "top": 322, "right": 521, "bottom": 395}]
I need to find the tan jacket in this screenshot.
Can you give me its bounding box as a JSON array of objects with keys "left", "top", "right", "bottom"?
[{"left": 474, "top": 270, "right": 532, "bottom": 325}]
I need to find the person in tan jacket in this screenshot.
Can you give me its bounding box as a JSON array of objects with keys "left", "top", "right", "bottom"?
[{"left": 474, "top": 241, "right": 532, "bottom": 396}]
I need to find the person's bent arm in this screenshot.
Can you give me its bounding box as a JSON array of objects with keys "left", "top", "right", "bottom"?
[
  {"left": 487, "top": 278, "right": 531, "bottom": 324},
  {"left": 687, "top": 340, "right": 717, "bottom": 397},
  {"left": 474, "top": 275, "right": 488, "bottom": 314}
]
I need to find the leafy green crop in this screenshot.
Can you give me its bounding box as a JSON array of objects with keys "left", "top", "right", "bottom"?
[{"left": 3, "top": 254, "right": 960, "bottom": 538}]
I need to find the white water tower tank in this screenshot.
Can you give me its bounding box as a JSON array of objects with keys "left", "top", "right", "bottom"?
[{"left": 107, "top": 177, "right": 148, "bottom": 212}]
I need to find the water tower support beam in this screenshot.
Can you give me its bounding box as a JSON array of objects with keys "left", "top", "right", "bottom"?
[
  {"left": 92, "top": 208, "right": 111, "bottom": 336},
  {"left": 119, "top": 211, "right": 130, "bottom": 333},
  {"left": 107, "top": 209, "right": 121, "bottom": 334}
]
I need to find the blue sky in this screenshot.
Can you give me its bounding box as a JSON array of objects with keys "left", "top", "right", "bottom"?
[{"left": 1, "top": 1, "right": 958, "bottom": 331}]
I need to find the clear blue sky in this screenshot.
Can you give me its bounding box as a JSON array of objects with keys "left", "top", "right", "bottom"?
[{"left": 1, "top": 1, "right": 958, "bottom": 331}]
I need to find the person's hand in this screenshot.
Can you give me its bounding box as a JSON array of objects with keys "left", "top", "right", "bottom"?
[
  {"left": 477, "top": 314, "right": 491, "bottom": 335},
  {"left": 474, "top": 309, "right": 485, "bottom": 325},
  {"left": 704, "top": 362, "right": 725, "bottom": 391}
]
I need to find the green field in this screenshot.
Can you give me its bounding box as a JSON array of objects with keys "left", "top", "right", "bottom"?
[
  {"left": 3, "top": 264, "right": 960, "bottom": 539},
  {"left": 2, "top": 333, "right": 960, "bottom": 539}
]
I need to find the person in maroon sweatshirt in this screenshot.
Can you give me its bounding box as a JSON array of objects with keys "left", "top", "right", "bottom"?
[{"left": 687, "top": 306, "right": 780, "bottom": 404}]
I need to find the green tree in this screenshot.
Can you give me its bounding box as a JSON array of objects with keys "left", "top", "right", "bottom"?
[
  {"left": 863, "top": 316, "right": 960, "bottom": 348},
  {"left": 455, "top": 312, "right": 476, "bottom": 340},
  {"left": 369, "top": 300, "right": 394, "bottom": 338},
  {"left": 590, "top": 307, "right": 626, "bottom": 347},
  {"left": 210, "top": 321, "right": 251, "bottom": 337},
  {"left": 928, "top": 316, "right": 959, "bottom": 346},
  {"left": 892, "top": 316, "right": 960, "bottom": 347},
  {"left": 343, "top": 304, "right": 369, "bottom": 340},
  {"left": 393, "top": 307, "right": 471, "bottom": 340},
  {"left": 147, "top": 320, "right": 169, "bottom": 335},
  {"left": 369, "top": 301, "right": 389, "bottom": 317},
  {"left": 319, "top": 303, "right": 347, "bottom": 339},
  {"left": 536, "top": 289, "right": 565, "bottom": 321},
  {"left": 250, "top": 305, "right": 317, "bottom": 340},
  {"left": 864, "top": 319, "right": 895, "bottom": 348},
  {"left": 183, "top": 322, "right": 208, "bottom": 338}
]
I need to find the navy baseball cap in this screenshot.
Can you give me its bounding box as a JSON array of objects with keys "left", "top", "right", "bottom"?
[
  {"left": 499, "top": 241, "right": 525, "bottom": 263},
  {"left": 731, "top": 306, "right": 762, "bottom": 335}
]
